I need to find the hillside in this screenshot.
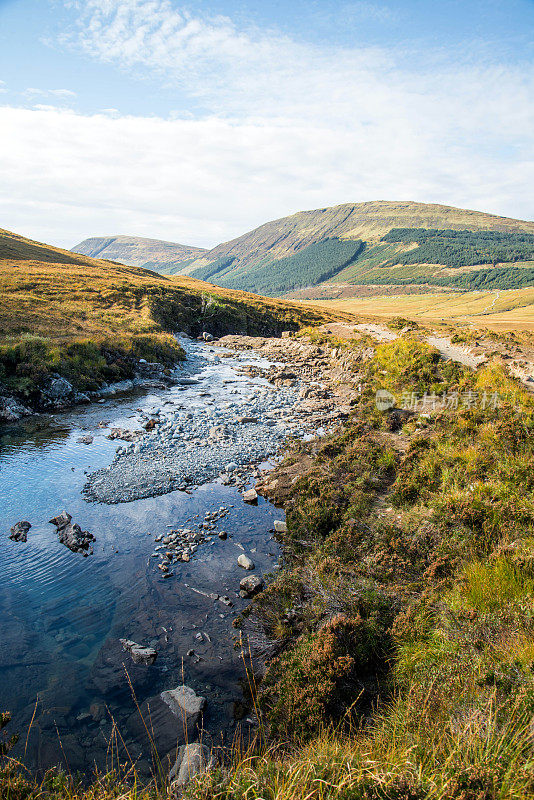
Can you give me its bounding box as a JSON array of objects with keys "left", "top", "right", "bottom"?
[
  {"left": 0, "top": 227, "right": 340, "bottom": 415},
  {"left": 181, "top": 201, "right": 534, "bottom": 296},
  {"left": 71, "top": 234, "right": 207, "bottom": 273}
]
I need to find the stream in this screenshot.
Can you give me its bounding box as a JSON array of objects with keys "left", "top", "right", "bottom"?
[{"left": 0, "top": 338, "right": 287, "bottom": 776}]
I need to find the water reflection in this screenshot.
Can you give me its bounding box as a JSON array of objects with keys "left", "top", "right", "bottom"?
[{"left": 0, "top": 341, "right": 283, "bottom": 775}]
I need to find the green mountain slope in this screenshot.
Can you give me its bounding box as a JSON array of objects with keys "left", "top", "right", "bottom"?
[
  {"left": 71, "top": 235, "right": 207, "bottom": 272},
  {"left": 180, "top": 201, "right": 534, "bottom": 296}
]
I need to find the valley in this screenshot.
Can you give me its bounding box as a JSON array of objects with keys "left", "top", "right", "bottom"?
[{"left": 3, "top": 212, "right": 534, "bottom": 800}]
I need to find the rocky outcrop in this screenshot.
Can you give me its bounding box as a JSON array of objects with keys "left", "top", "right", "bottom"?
[
  {"left": 0, "top": 394, "right": 31, "bottom": 424},
  {"left": 40, "top": 375, "right": 76, "bottom": 409},
  {"left": 89, "top": 638, "right": 155, "bottom": 696},
  {"left": 48, "top": 512, "right": 95, "bottom": 555},
  {"left": 9, "top": 521, "right": 31, "bottom": 542},
  {"left": 239, "top": 575, "right": 264, "bottom": 598}
]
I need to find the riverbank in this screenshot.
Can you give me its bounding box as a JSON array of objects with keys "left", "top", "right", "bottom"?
[{"left": 4, "top": 326, "right": 534, "bottom": 799}]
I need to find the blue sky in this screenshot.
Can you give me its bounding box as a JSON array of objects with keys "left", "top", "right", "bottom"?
[{"left": 0, "top": 0, "right": 533, "bottom": 248}]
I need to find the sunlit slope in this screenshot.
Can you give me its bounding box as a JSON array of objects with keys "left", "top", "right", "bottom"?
[
  {"left": 301, "top": 288, "right": 534, "bottom": 331},
  {"left": 179, "top": 201, "right": 534, "bottom": 296},
  {"left": 0, "top": 227, "right": 342, "bottom": 346}
]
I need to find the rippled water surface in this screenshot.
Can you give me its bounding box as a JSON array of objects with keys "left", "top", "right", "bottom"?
[{"left": 0, "top": 340, "right": 283, "bottom": 774}]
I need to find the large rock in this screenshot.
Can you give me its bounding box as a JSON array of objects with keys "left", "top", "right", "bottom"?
[
  {"left": 119, "top": 639, "right": 157, "bottom": 665},
  {"left": 242, "top": 489, "right": 258, "bottom": 504},
  {"left": 9, "top": 521, "right": 31, "bottom": 542},
  {"left": 0, "top": 395, "right": 31, "bottom": 423},
  {"left": 127, "top": 685, "right": 205, "bottom": 758},
  {"left": 169, "top": 743, "right": 214, "bottom": 790},
  {"left": 238, "top": 554, "right": 255, "bottom": 570},
  {"left": 239, "top": 575, "right": 264, "bottom": 598},
  {"left": 40, "top": 375, "right": 74, "bottom": 408},
  {"left": 161, "top": 685, "right": 206, "bottom": 720},
  {"left": 49, "top": 512, "right": 95, "bottom": 554}
]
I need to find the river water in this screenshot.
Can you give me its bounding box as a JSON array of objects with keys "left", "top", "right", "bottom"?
[{"left": 0, "top": 339, "right": 284, "bottom": 776}]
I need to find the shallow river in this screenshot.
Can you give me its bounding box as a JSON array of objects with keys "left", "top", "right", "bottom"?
[{"left": 0, "top": 339, "right": 285, "bottom": 776}]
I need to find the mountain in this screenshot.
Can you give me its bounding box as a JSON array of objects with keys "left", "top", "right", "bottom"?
[
  {"left": 71, "top": 235, "right": 207, "bottom": 273},
  {"left": 181, "top": 201, "right": 534, "bottom": 297}
]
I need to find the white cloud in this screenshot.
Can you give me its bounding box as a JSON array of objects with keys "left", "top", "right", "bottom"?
[
  {"left": 24, "top": 87, "right": 77, "bottom": 99},
  {"left": 0, "top": 0, "right": 532, "bottom": 248}
]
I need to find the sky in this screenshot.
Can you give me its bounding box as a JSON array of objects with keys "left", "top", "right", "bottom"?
[{"left": 0, "top": 0, "right": 533, "bottom": 249}]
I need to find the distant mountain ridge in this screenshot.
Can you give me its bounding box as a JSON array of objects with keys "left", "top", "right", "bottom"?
[
  {"left": 180, "top": 201, "right": 534, "bottom": 296},
  {"left": 71, "top": 235, "right": 207, "bottom": 273}
]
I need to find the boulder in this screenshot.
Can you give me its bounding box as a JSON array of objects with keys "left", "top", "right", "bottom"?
[
  {"left": 238, "top": 554, "right": 255, "bottom": 571},
  {"left": 89, "top": 638, "right": 155, "bottom": 696},
  {"left": 119, "top": 639, "right": 158, "bottom": 665},
  {"left": 127, "top": 685, "right": 205, "bottom": 758},
  {"left": 239, "top": 575, "right": 264, "bottom": 598},
  {"left": 161, "top": 685, "right": 206, "bottom": 720},
  {"left": 274, "top": 520, "right": 287, "bottom": 533},
  {"left": 9, "top": 521, "right": 31, "bottom": 542},
  {"left": 169, "top": 743, "right": 214, "bottom": 790},
  {"left": 0, "top": 395, "right": 31, "bottom": 423},
  {"left": 40, "top": 375, "right": 74, "bottom": 408},
  {"left": 48, "top": 512, "right": 95, "bottom": 554},
  {"left": 242, "top": 489, "right": 258, "bottom": 504}
]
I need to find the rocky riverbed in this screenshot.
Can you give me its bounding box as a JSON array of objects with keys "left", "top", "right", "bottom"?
[
  {"left": 0, "top": 330, "right": 380, "bottom": 780},
  {"left": 83, "top": 334, "right": 366, "bottom": 505}
]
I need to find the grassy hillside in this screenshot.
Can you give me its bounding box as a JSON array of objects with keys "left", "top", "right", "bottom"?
[
  {"left": 180, "top": 202, "right": 534, "bottom": 296},
  {"left": 0, "top": 228, "right": 339, "bottom": 406},
  {"left": 71, "top": 234, "right": 206, "bottom": 272}
]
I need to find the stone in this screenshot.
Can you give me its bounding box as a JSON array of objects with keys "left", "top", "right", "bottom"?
[
  {"left": 49, "top": 512, "right": 95, "bottom": 554},
  {"left": 90, "top": 638, "right": 154, "bottom": 696},
  {"left": 238, "top": 554, "right": 255, "bottom": 570},
  {"left": 119, "top": 639, "right": 158, "bottom": 665},
  {"left": 9, "top": 520, "right": 31, "bottom": 542},
  {"left": 169, "top": 742, "right": 214, "bottom": 789},
  {"left": 236, "top": 416, "right": 258, "bottom": 424},
  {"left": 218, "top": 531, "right": 227, "bottom": 540},
  {"left": 161, "top": 685, "right": 206, "bottom": 721},
  {"left": 0, "top": 395, "right": 31, "bottom": 423},
  {"left": 225, "top": 462, "right": 238, "bottom": 473},
  {"left": 201, "top": 332, "right": 214, "bottom": 342},
  {"left": 128, "top": 684, "right": 205, "bottom": 761},
  {"left": 77, "top": 435, "right": 94, "bottom": 444},
  {"left": 40, "top": 375, "right": 74, "bottom": 408},
  {"left": 274, "top": 520, "right": 287, "bottom": 533},
  {"left": 242, "top": 489, "right": 258, "bottom": 503},
  {"left": 239, "top": 575, "right": 264, "bottom": 597}
]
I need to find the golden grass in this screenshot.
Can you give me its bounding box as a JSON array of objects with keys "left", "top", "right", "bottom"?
[
  {"left": 300, "top": 289, "right": 534, "bottom": 332},
  {"left": 0, "top": 229, "right": 347, "bottom": 349}
]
